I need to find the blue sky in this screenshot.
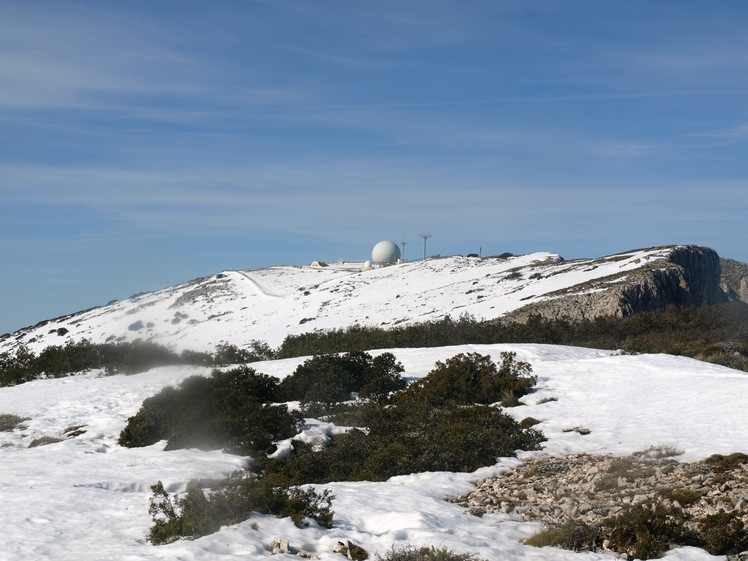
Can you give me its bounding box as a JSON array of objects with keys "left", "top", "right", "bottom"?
[{"left": 2, "top": 0, "right": 747, "bottom": 335}]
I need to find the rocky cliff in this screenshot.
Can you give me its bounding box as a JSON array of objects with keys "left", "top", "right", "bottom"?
[
  {"left": 721, "top": 258, "right": 748, "bottom": 305},
  {"left": 507, "top": 245, "right": 729, "bottom": 322}
]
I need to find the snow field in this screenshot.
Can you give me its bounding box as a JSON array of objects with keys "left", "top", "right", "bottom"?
[{"left": 0, "top": 344, "right": 746, "bottom": 560}]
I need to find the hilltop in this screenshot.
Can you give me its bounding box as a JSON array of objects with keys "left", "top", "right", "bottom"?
[{"left": 2, "top": 244, "right": 743, "bottom": 356}]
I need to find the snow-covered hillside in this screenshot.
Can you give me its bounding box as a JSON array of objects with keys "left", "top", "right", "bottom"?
[
  {"left": 1, "top": 246, "right": 685, "bottom": 354},
  {"left": 1, "top": 344, "right": 746, "bottom": 560}
]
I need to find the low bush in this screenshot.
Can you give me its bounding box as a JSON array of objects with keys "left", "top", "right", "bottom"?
[
  {"left": 601, "top": 501, "right": 693, "bottom": 560},
  {"left": 525, "top": 520, "right": 597, "bottom": 550},
  {"left": 665, "top": 488, "right": 702, "bottom": 506},
  {"left": 376, "top": 545, "right": 481, "bottom": 561},
  {"left": 698, "top": 512, "right": 747, "bottom": 555},
  {"left": 213, "top": 341, "right": 276, "bottom": 365},
  {"left": 119, "top": 366, "right": 302, "bottom": 454},
  {"left": 279, "top": 351, "right": 405, "bottom": 404},
  {"left": 703, "top": 452, "right": 748, "bottom": 472},
  {"left": 257, "top": 400, "right": 544, "bottom": 484},
  {"left": 396, "top": 352, "right": 536, "bottom": 407},
  {"left": 147, "top": 474, "right": 333, "bottom": 544}
]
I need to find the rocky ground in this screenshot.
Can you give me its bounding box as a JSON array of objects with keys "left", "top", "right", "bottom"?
[{"left": 453, "top": 450, "right": 748, "bottom": 558}]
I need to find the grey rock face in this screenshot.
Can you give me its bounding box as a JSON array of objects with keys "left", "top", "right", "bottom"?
[
  {"left": 507, "top": 245, "right": 728, "bottom": 322},
  {"left": 721, "top": 258, "right": 748, "bottom": 304}
]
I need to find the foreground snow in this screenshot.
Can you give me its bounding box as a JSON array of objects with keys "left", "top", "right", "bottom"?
[{"left": 1, "top": 344, "right": 746, "bottom": 560}]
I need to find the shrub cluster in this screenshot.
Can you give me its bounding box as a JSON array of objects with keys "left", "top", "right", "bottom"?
[
  {"left": 256, "top": 353, "right": 543, "bottom": 484},
  {"left": 212, "top": 341, "right": 277, "bottom": 365},
  {"left": 376, "top": 545, "right": 482, "bottom": 561},
  {"left": 0, "top": 338, "right": 285, "bottom": 388},
  {"left": 529, "top": 500, "right": 748, "bottom": 559},
  {"left": 119, "top": 366, "right": 302, "bottom": 454},
  {"left": 147, "top": 474, "right": 333, "bottom": 545},
  {"left": 0, "top": 340, "right": 213, "bottom": 387},
  {"left": 274, "top": 303, "right": 748, "bottom": 373},
  {"left": 131, "top": 352, "right": 542, "bottom": 544}
]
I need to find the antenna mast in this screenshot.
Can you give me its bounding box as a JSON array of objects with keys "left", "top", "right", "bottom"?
[
  {"left": 400, "top": 235, "right": 407, "bottom": 263},
  {"left": 420, "top": 231, "right": 432, "bottom": 261}
]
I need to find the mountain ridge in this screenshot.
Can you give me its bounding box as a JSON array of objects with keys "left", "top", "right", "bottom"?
[{"left": 2, "top": 244, "right": 745, "bottom": 355}]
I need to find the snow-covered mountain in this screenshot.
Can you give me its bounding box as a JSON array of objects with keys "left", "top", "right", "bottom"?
[
  {"left": 2, "top": 244, "right": 747, "bottom": 560},
  {"left": 0, "top": 245, "right": 731, "bottom": 355}
]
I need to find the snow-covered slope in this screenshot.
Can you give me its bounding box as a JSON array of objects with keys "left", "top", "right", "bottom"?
[
  {"left": 1, "top": 344, "right": 746, "bottom": 560},
  {"left": 1, "top": 246, "right": 705, "bottom": 354}
]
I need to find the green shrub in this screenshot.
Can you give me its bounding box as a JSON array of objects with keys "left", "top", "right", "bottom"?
[
  {"left": 279, "top": 351, "right": 405, "bottom": 404},
  {"left": 703, "top": 452, "right": 748, "bottom": 472},
  {"left": 525, "top": 520, "right": 597, "bottom": 550},
  {"left": 257, "top": 400, "right": 543, "bottom": 484},
  {"left": 213, "top": 341, "right": 276, "bottom": 365},
  {"left": 256, "top": 353, "right": 542, "bottom": 484},
  {"left": 633, "top": 444, "right": 684, "bottom": 460},
  {"left": 348, "top": 544, "right": 369, "bottom": 560},
  {"left": 519, "top": 417, "right": 541, "bottom": 429},
  {"left": 375, "top": 545, "right": 480, "bottom": 561},
  {"left": 698, "top": 512, "right": 747, "bottom": 555},
  {"left": 119, "top": 366, "right": 302, "bottom": 454},
  {"left": 397, "top": 352, "right": 536, "bottom": 407},
  {"left": 666, "top": 488, "right": 702, "bottom": 506},
  {"left": 601, "top": 502, "right": 691, "bottom": 560},
  {"left": 147, "top": 474, "right": 334, "bottom": 544},
  {"left": 0, "top": 345, "right": 36, "bottom": 386},
  {"left": 0, "top": 340, "right": 226, "bottom": 387}
]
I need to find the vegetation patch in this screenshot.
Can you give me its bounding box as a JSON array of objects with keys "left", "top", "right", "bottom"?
[
  {"left": 524, "top": 520, "right": 596, "bottom": 550},
  {"left": 704, "top": 452, "right": 748, "bottom": 472},
  {"left": 147, "top": 474, "right": 333, "bottom": 545},
  {"left": 257, "top": 353, "right": 542, "bottom": 484},
  {"left": 375, "top": 545, "right": 482, "bottom": 561},
  {"left": 279, "top": 351, "right": 406, "bottom": 405},
  {"left": 395, "top": 352, "right": 536, "bottom": 407},
  {"left": 119, "top": 366, "right": 302, "bottom": 454},
  {"left": 519, "top": 417, "right": 541, "bottom": 429},
  {"left": 0, "top": 340, "right": 279, "bottom": 388},
  {"left": 274, "top": 303, "right": 748, "bottom": 373},
  {"left": 129, "top": 352, "right": 543, "bottom": 543}
]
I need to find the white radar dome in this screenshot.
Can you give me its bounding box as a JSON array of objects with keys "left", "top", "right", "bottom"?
[{"left": 372, "top": 240, "right": 401, "bottom": 264}]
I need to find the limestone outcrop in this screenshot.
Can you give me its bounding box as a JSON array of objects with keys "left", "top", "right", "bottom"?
[
  {"left": 721, "top": 258, "right": 748, "bottom": 305},
  {"left": 507, "top": 245, "right": 728, "bottom": 322}
]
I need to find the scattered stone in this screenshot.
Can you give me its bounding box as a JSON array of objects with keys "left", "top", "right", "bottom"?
[
  {"left": 270, "top": 537, "right": 291, "bottom": 555},
  {"left": 453, "top": 453, "right": 748, "bottom": 531}
]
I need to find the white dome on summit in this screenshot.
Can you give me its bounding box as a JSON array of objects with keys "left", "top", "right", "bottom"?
[{"left": 372, "top": 240, "right": 401, "bottom": 264}]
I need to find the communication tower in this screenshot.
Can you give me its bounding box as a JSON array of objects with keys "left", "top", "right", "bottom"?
[{"left": 420, "top": 231, "right": 432, "bottom": 261}]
